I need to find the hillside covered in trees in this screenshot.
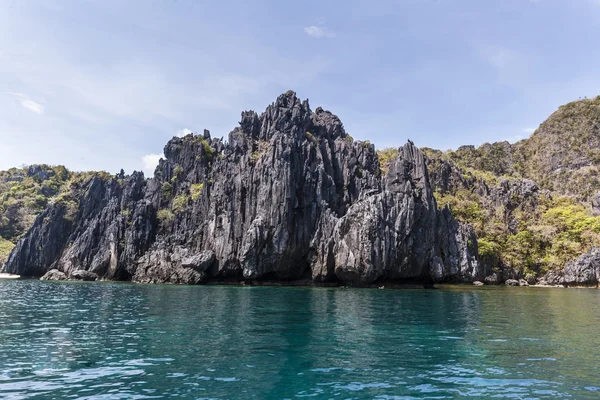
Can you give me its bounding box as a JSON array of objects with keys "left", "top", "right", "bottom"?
[{"left": 417, "top": 96, "right": 600, "bottom": 280}]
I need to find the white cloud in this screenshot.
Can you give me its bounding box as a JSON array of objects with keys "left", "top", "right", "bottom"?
[
  {"left": 6, "top": 92, "right": 45, "bottom": 114},
  {"left": 176, "top": 128, "right": 193, "bottom": 137},
  {"left": 523, "top": 127, "right": 536, "bottom": 134},
  {"left": 304, "top": 26, "right": 335, "bottom": 39},
  {"left": 142, "top": 153, "right": 163, "bottom": 176}
]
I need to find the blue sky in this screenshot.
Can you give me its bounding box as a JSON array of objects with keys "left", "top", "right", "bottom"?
[{"left": 2, "top": 0, "right": 600, "bottom": 175}]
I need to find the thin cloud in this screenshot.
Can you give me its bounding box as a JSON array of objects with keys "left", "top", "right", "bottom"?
[
  {"left": 6, "top": 92, "right": 45, "bottom": 114},
  {"left": 304, "top": 26, "right": 335, "bottom": 39},
  {"left": 176, "top": 128, "right": 193, "bottom": 137},
  {"left": 523, "top": 127, "right": 536, "bottom": 134},
  {"left": 142, "top": 153, "right": 163, "bottom": 176}
]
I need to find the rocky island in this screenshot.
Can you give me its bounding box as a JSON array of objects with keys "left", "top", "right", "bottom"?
[{"left": 2, "top": 91, "right": 600, "bottom": 287}]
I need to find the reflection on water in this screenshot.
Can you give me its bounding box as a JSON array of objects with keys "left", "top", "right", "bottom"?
[{"left": 1, "top": 281, "right": 600, "bottom": 399}]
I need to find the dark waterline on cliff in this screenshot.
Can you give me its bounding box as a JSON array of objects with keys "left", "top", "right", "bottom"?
[{"left": 1, "top": 281, "right": 600, "bottom": 399}]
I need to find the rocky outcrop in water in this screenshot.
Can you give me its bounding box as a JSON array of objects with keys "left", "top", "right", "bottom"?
[{"left": 2, "top": 91, "right": 487, "bottom": 285}]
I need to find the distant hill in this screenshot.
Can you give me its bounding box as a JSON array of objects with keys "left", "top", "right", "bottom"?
[
  {"left": 421, "top": 96, "right": 600, "bottom": 280},
  {"left": 435, "top": 96, "right": 600, "bottom": 201}
]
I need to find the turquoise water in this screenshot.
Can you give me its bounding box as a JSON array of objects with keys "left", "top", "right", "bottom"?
[{"left": 1, "top": 282, "right": 600, "bottom": 399}]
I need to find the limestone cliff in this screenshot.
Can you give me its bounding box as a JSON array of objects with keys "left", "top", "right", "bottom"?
[{"left": 2, "top": 91, "right": 483, "bottom": 284}]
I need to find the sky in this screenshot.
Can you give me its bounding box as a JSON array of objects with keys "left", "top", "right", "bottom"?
[{"left": 2, "top": 0, "right": 600, "bottom": 175}]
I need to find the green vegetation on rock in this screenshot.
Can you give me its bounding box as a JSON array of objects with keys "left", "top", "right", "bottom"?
[
  {"left": 376, "top": 148, "right": 399, "bottom": 175},
  {"left": 172, "top": 194, "right": 189, "bottom": 214},
  {"left": 0, "top": 165, "right": 72, "bottom": 244},
  {"left": 157, "top": 209, "right": 174, "bottom": 229},
  {"left": 433, "top": 174, "right": 600, "bottom": 275},
  {"left": 0, "top": 165, "right": 113, "bottom": 264},
  {"left": 0, "top": 236, "right": 14, "bottom": 263},
  {"left": 190, "top": 183, "right": 204, "bottom": 201}
]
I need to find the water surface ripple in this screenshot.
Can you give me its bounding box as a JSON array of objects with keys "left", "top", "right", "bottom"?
[{"left": 1, "top": 281, "right": 600, "bottom": 399}]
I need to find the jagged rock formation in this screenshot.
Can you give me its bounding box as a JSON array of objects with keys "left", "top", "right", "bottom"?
[
  {"left": 541, "top": 248, "right": 600, "bottom": 287},
  {"left": 1, "top": 91, "right": 484, "bottom": 285}
]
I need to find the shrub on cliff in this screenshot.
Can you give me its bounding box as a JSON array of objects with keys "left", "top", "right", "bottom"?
[{"left": 0, "top": 236, "right": 14, "bottom": 264}]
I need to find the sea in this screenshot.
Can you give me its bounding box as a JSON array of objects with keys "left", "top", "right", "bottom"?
[{"left": 1, "top": 280, "right": 599, "bottom": 399}]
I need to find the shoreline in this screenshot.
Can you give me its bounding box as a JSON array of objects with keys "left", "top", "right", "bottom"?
[
  {"left": 5, "top": 274, "right": 600, "bottom": 289},
  {"left": 0, "top": 273, "right": 21, "bottom": 280}
]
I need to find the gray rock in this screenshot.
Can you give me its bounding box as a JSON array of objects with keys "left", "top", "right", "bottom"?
[
  {"left": 519, "top": 279, "right": 529, "bottom": 287},
  {"left": 592, "top": 192, "right": 600, "bottom": 216},
  {"left": 181, "top": 250, "right": 216, "bottom": 272},
  {"left": 484, "top": 273, "right": 500, "bottom": 285},
  {"left": 71, "top": 270, "right": 98, "bottom": 281},
  {"left": 562, "top": 248, "right": 600, "bottom": 286},
  {"left": 526, "top": 275, "right": 537, "bottom": 285},
  {"left": 505, "top": 279, "right": 519, "bottom": 286},
  {"left": 473, "top": 281, "right": 484, "bottom": 286},
  {"left": 40, "top": 269, "right": 67, "bottom": 281},
  {"left": 543, "top": 271, "right": 565, "bottom": 286}
]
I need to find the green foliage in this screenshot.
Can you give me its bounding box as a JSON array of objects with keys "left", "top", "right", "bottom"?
[
  {"left": 250, "top": 140, "right": 271, "bottom": 164},
  {"left": 53, "top": 192, "right": 79, "bottom": 221},
  {"left": 0, "top": 236, "right": 14, "bottom": 262},
  {"left": 477, "top": 238, "right": 501, "bottom": 267},
  {"left": 161, "top": 182, "right": 172, "bottom": 196},
  {"left": 376, "top": 148, "right": 399, "bottom": 175},
  {"left": 201, "top": 139, "right": 215, "bottom": 159},
  {"left": 172, "top": 165, "right": 183, "bottom": 181},
  {"left": 539, "top": 198, "right": 600, "bottom": 269},
  {"left": 435, "top": 179, "right": 600, "bottom": 274},
  {"left": 190, "top": 183, "right": 204, "bottom": 201},
  {"left": 157, "top": 209, "right": 174, "bottom": 228},
  {"left": 434, "top": 189, "right": 485, "bottom": 229},
  {"left": 305, "top": 131, "right": 320, "bottom": 145},
  {"left": 0, "top": 165, "right": 78, "bottom": 243},
  {"left": 542, "top": 199, "right": 600, "bottom": 237},
  {"left": 191, "top": 136, "right": 216, "bottom": 160},
  {"left": 172, "top": 194, "right": 189, "bottom": 214}
]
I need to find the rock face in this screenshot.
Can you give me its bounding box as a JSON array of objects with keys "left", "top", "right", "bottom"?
[
  {"left": 2, "top": 91, "right": 488, "bottom": 285},
  {"left": 557, "top": 248, "right": 600, "bottom": 286}
]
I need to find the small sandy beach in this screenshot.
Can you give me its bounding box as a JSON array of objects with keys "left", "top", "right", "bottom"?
[{"left": 0, "top": 273, "right": 20, "bottom": 280}]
